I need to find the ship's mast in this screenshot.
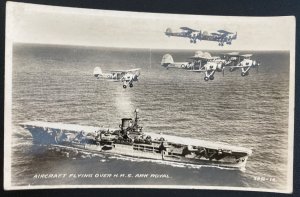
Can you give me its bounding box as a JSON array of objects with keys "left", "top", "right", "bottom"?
[
  {"left": 134, "top": 108, "right": 139, "bottom": 126},
  {"left": 133, "top": 108, "right": 143, "bottom": 133}
]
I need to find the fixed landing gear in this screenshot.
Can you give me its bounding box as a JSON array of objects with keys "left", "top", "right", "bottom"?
[
  {"left": 123, "top": 83, "right": 133, "bottom": 88},
  {"left": 204, "top": 75, "right": 214, "bottom": 81},
  {"left": 241, "top": 72, "right": 248, "bottom": 77},
  {"left": 190, "top": 39, "right": 197, "bottom": 44}
]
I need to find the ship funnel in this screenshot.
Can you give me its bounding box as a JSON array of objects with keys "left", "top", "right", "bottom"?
[{"left": 121, "top": 118, "right": 133, "bottom": 131}]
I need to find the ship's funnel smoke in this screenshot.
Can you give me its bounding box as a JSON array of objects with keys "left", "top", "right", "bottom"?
[{"left": 114, "top": 91, "right": 133, "bottom": 117}]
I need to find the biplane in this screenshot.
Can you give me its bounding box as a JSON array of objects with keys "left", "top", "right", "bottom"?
[
  {"left": 161, "top": 51, "right": 212, "bottom": 70},
  {"left": 165, "top": 27, "right": 237, "bottom": 46},
  {"left": 222, "top": 53, "right": 261, "bottom": 76},
  {"left": 197, "top": 29, "right": 237, "bottom": 46},
  {"left": 165, "top": 27, "right": 200, "bottom": 43},
  {"left": 189, "top": 53, "right": 226, "bottom": 81},
  {"left": 93, "top": 67, "right": 141, "bottom": 88}
]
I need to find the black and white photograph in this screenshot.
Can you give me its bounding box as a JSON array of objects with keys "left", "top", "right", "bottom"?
[{"left": 4, "top": 1, "right": 295, "bottom": 193}]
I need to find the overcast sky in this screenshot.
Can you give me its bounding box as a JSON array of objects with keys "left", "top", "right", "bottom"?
[{"left": 6, "top": 2, "right": 295, "bottom": 50}]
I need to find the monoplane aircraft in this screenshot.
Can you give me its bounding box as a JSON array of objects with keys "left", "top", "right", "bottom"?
[
  {"left": 165, "top": 27, "right": 200, "bottom": 43},
  {"left": 93, "top": 67, "right": 141, "bottom": 88}
]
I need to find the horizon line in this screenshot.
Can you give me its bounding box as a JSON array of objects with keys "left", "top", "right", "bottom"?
[{"left": 13, "top": 42, "right": 290, "bottom": 52}]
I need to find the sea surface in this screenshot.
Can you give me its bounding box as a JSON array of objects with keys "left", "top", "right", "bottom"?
[{"left": 10, "top": 43, "right": 290, "bottom": 190}]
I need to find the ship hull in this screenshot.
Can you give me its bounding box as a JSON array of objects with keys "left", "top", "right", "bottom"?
[
  {"left": 50, "top": 143, "right": 248, "bottom": 170},
  {"left": 21, "top": 122, "right": 251, "bottom": 171}
]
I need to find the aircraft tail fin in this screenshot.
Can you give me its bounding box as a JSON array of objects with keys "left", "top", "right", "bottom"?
[
  {"left": 165, "top": 28, "right": 172, "bottom": 35},
  {"left": 161, "top": 54, "right": 174, "bottom": 67},
  {"left": 93, "top": 67, "right": 103, "bottom": 78},
  {"left": 197, "top": 30, "right": 202, "bottom": 40},
  {"left": 233, "top": 32, "right": 237, "bottom": 39}
]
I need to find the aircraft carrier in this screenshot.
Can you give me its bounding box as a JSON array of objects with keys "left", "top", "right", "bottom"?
[{"left": 20, "top": 109, "right": 252, "bottom": 170}]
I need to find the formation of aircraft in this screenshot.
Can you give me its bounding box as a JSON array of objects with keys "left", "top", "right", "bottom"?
[
  {"left": 92, "top": 51, "right": 259, "bottom": 87},
  {"left": 93, "top": 67, "right": 141, "bottom": 88},
  {"left": 161, "top": 51, "right": 260, "bottom": 81},
  {"left": 165, "top": 27, "right": 237, "bottom": 46}
]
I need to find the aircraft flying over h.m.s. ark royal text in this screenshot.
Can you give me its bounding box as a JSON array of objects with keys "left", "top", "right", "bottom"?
[
  {"left": 93, "top": 67, "right": 141, "bottom": 88},
  {"left": 165, "top": 27, "right": 237, "bottom": 46}
]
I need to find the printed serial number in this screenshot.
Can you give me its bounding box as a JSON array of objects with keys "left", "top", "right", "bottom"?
[{"left": 253, "top": 176, "right": 276, "bottom": 182}]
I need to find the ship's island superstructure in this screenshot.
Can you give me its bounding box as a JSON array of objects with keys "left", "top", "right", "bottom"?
[{"left": 21, "top": 109, "right": 252, "bottom": 170}]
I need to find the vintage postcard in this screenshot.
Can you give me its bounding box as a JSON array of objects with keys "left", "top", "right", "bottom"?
[{"left": 4, "top": 1, "right": 295, "bottom": 192}]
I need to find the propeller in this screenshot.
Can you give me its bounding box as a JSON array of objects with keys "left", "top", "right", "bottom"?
[{"left": 222, "top": 67, "right": 225, "bottom": 76}]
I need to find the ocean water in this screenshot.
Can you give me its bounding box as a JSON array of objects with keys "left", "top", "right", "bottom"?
[{"left": 10, "top": 43, "right": 290, "bottom": 190}]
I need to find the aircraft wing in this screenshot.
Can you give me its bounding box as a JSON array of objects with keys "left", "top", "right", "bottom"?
[
  {"left": 225, "top": 52, "right": 240, "bottom": 56},
  {"left": 189, "top": 56, "right": 206, "bottom": 60},
  {"left": 180, "top": 27, "right": 199, "bottom": 32},
  {"left": 110, "top": 70, "right": 127, "bottom": 74},
  {"left": 229, "top": 65, "right": 250, "bottom": 68},
  {"left": 188, "top": 69, "right": 206, "bottom": 72},
  {"left": 189, "top": 56, "right": 214, "bottom": 61},
  {"left": 239, "top": 54, "right": 253, "bottom": 57},
  {"left": 217, "top": 30, "right": 233, "bottom": 35},
  {"left": 126, "top": 68, "right": 141, "bottom": 72},
  {"left": 190, "top": 53, "right": 213, "bottom": 60},
  {"left": 110, "top": 68, "right": 140, "bottom": 73},
  {"left": 210, "top": 32, "right": 221, "bottom": 36}
]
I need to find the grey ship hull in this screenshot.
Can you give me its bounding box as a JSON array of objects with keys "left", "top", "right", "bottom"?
[{"left": 21, "top": 121, "right": 252, "bottom": 170}]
